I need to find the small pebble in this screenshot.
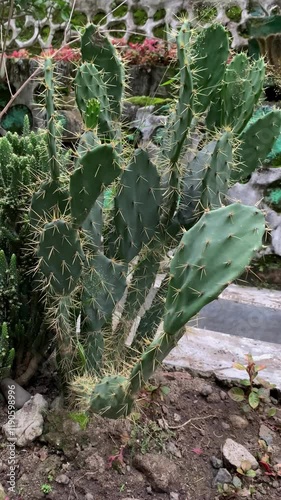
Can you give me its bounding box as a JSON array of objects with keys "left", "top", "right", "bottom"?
[
  {"left": 229, "top": 415, "right": 249, "bottom": 429},
  {"left": 220, "top": 391, "right": 227, "bottom": 400},
  {"left": 85, "top": 494, "right": 94, "bottom": 500},
  {"left": 207, "top": 393, "right": 220, "bottom": 403},
  {"left": 221, "top": 422, "right": 230, "bottom": 430},
  {"left": 173, "top": 413, "right": 181, "bottom": 422},
  {"left": 210, "top": 456, "right": 223, "bottom": 469},
  {"left": 55, "top": 474, "right": 70, "bottom": 485},
  {"left": 147, "top": 485, "right": 153, "bottom": 495},
  {"left": 272, "top": 480, "right": 279, "bottom": 489},
  {"left": 200, "top": 385, "right": 213, "bottom": 397},
  {"left": 213, "top": 468, "right": 232, "bottom": 487},
  {"left": 170, "top": 493, "right": 179, "bottom": 500}
]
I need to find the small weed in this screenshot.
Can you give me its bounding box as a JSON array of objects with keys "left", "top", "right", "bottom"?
[
  {"left": 41, "top": 484, "right": 52, "bottom": 494},
  {"left": 228, "top": 354, "right": 275, "bottom": 409},
  {"left": 217, "top": 476, "right": 255, "bottom": 498},
  {"left": 129, "top": 414, "right": 175, "bottom": 455},
  {"left": 237, "top": 459, "right": 256, "bottom": 478},
  {"left": 108, "top": 445, "right": 126, "bottom": 472},
  {"left": 68, "top": 411, "right": 89, "bottom": 430},
  {"left": 119, "top": 483, "right": 126, "bottom": 492}
]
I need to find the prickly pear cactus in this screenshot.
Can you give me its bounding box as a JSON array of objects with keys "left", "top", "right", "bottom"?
[{"left": 32, "top": 21, "right": 279, "bottom": 418}]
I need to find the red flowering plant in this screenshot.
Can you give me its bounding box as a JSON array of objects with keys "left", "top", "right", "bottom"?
[
  {"left": 6, "top": 49, "right": 30, "bottom": 59},
  {"left": 112, "top": 37, "right": 177, "bottom": 68},
  {"left": 39, "top": 46, "right": 81, "bottom": 62},
  {"left": 5, "top": 46, "right": 80, "bottom": 62}
]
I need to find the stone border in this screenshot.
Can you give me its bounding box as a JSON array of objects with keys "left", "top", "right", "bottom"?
[
  {"left": 165, "top": 285, "right": 281, "bottom": 392},
  {"left": 165, "top": 326, "right": 281, "bottom": 391}
]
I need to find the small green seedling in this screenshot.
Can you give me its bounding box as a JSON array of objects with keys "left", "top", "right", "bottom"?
[
  {"left": 41, "top": 484, "right": 52, "bottom": 494},
  {"left": 237, "top": 459, "right": 256, "bottom": 478},
  {"left": 228, "top": 354, "right": 274, "bottom": 409}
]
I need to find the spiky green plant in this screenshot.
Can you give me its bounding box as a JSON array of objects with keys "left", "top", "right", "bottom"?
[
  {"left": 31, "top": 21, "right": 281, "bottom": 419},
  {"left": 0, "top": 322, "right": 15, "bottom": 378},
  {"left": 0, "top": 117, "right": 71, "bottom": 384}
]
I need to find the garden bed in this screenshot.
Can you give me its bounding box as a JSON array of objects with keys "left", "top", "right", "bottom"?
[{"left": 0, "top": 368, "right": 280, "bottom": 500}]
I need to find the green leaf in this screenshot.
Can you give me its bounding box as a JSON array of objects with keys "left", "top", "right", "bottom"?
[
  {"left": 233, "top": 362, "right": 247, "bottom": 371},
  {"left": 160, "top": 77, "right": 176, "bottom": 86},
  {"left": 228, "top": 387, "right": 245, "bottom": 402},
  {"left": 246, "top": 469, "right": 256, "bottom": 478},
  {"left": 161, "top": 385, "right": 170, "bottom": 396},
  {"left": 248, "top": 391, "right": 260, "bottom": 409},
  {"left": 267, "top": 407, "right": 277, "bottom": 417},
  {"left": 240, "top": 379, "right": 251, "bottom": 386}
]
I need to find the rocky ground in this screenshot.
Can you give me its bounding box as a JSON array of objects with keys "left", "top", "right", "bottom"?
[{"left": 0, "top": 369, "right": 280, "bottom": 500}]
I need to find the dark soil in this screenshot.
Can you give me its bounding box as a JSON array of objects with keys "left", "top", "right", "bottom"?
[
  {"left": 237, "top": 256, "right": 281, "bottom": 290},
  {"left": 0, "top": 370, "right": 281, "bottom": 500}
]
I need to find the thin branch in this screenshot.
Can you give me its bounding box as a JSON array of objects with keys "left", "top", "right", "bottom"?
[{"left": 63, "top": 0, "right": 77, "bottom": 46}]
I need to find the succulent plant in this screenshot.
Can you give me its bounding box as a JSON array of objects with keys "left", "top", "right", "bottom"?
[{"left": 32, "top": 21, "right": 280, "bottom": 418}]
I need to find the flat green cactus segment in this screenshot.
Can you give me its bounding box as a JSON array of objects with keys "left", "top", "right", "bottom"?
[
  {"left": 232, "top": 110, "right": 281, "bottom": 182},
  {"left": 89, "top": 375, "right": 134, "bottom": 418},
  {"left": 77, "top": 131, "right": 101, "bottom": 157},
  {"left": 200, "top": 131, "right": 233, "bottom": 210},
  {"left": 70, "top": 144, "right": 121, "bottom": 227},
  {"left": 111, "top": 149, "right": 162, "bottom": 262},
  {"left": 30, "top": 180, "right": 70, "bottom": 229},
  {"left": 221, "top": 53, "right": 251, "bottom": 133},
  {"left": 44, "top": 58, "right": 60, "bottom": 181},
  {"left": 37, "top": 220, "right": 84, "bottom": 295},
  {"left": 206, "top": 55, "right": 265, "bottom": 134},
  {"left": 178, "top": 140, "right": 217, "bottom": 227},
  {"left": 81, "top": 24, "right": 124, "bottom": 119},
  {"left": 164, "top": 204, "right": 265, "bottom": 335},
  {"left": 82, "top": 252, "right": 127, "bottom": 332},
  {"left": 82, "top": 329, "right": 104, "bottom": 375},
  {"left": 75, "top": 62, "right": 113, "bottom": 139},
  {"left": 85, "top": 98, "right": 100, "bottom": 129},
  {"left": 82, "top": 195, "right": 104, "bottom": 249},
  {"left": 223, "top": 55, "right": 265, "bottom": 134},
  {"left": 165, "top": 22, "right": 193, "bottom": 164},
  {"left": 191, "top": 24, "right": 229, "bottom": 114}
]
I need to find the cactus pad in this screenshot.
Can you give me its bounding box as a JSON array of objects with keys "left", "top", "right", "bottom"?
[
  {"left": 110, "top": 149, "right": 162, "bottom": 262},
  {"left": 70, "top": 144, "right": 121, "bottom": 227},
  {"left": 164, "top": 203, "right": 265, "bottom": 334},
  {"left": 89, "top": 375, "right": 133, "bottom": 418},
  {"left": 37, "top": 220, "right": 84, "bottom": 295}
]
